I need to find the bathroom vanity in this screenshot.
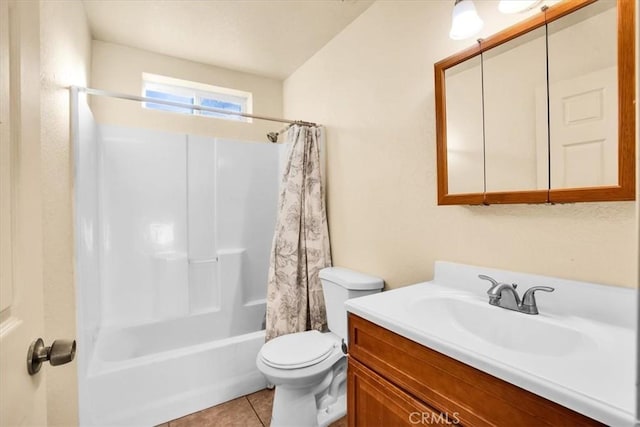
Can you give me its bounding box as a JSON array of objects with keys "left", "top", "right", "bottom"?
[
  {"left": 345, "top": 262, "right": 636, "bottom": 426},
  {"left": 347, "top": 314, "right": 601, "bottom": 426}
]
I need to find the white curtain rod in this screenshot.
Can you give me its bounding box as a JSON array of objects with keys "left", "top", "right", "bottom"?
[{"left": 73, "top": 86, "right": 317, "bottom": 127}]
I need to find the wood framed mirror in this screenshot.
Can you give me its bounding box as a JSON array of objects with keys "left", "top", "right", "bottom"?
[{"left": 435, "top": 0, "right": 635, "bottom": 205}]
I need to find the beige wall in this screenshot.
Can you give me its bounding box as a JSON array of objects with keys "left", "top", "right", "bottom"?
[
  {"left": 40, "top": 0, "right": 92, "bottom": 425},
  {"left": 91, "top": 40, "right": 284, "bottom": 141},
  {"left": 284, "top": 0, "right": 638, "bottom": 289}
]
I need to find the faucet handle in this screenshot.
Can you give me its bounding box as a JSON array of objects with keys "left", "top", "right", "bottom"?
[
  {"left": 478, "top": 274, "right": 499, "bottom": 293},
  {"left": 521, "top": 286, "right": 554, "bottom": 314}
]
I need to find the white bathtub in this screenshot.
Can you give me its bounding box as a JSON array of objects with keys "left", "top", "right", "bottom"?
[{"left": 82, "top": 314, "right": 267, "bottom": 426}]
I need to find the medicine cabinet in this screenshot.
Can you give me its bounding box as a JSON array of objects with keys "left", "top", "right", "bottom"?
[{"left": 435, "top": 0, "right": 635, "bottom": 205}]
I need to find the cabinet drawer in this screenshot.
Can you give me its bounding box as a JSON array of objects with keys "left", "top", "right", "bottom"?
[{"left": 348, "top": 313, "right": 602, "bottom": 427}]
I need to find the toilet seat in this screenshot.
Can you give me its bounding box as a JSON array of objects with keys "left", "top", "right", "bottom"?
[{"left": 260, "top": 330, "right": 337, "bottom": 370}]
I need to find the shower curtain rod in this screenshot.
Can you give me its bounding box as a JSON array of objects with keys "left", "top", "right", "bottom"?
[{"left": 74, "top": 87, "right": 318, "bottom": 127}]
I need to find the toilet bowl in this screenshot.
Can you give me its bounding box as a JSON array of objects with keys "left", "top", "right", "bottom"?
[{"left": 257, "top": 267, "right": 384, "bottom": 427}]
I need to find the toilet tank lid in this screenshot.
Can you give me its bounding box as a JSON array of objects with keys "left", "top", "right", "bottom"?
[{"left": 319, "top": 267, "right": 384, "bottom": 290}]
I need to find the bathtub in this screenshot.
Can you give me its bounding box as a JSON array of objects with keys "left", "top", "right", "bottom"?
[{"left": 82, "top": 313, "right": 267, "bottom": 426}]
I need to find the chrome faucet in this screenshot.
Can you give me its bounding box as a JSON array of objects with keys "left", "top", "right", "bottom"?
[{"left": 478, "top": 274, "right": 554, "bottom": 315}]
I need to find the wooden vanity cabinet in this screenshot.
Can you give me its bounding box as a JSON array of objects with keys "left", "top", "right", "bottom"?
[{"left": 347, "top": 313, "right": 603, "bottom": 427}]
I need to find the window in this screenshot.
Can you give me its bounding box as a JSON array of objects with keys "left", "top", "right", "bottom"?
[{"left": 142, "top": 73, "right": 252, "bottom": 122}]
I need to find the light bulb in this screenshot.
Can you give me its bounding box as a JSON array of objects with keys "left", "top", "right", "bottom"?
[{"left": 449, "top": 0, "right": 484, "bottom": 40}]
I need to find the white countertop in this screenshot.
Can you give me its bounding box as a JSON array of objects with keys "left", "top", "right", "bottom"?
[{"left": 345, "top": 261, "right": 637, "bottom": 426}]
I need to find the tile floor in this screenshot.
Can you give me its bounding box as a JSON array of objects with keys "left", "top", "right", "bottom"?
[{"left": 159, "top": 388, "right": 347, "bottom": 427}]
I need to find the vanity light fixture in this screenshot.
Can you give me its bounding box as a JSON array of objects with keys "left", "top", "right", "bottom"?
[
  {"left": 449, "top": 0, "right": 484, "bottom": 40},
  {"left": 498, "top": 0, "right": 543, "bottom": 14}
]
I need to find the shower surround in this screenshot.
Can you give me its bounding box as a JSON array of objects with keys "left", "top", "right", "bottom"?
[{"left": 73, "top": 93, "right": 287, "bottom": 426}]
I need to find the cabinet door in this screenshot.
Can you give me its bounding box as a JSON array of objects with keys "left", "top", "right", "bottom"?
[
  {"left": 483, "top": 26, "right": 548, "bottom": 195},
  {"left": 348, "top": 358, "right": 457, "bottom": 427},
  {"left": 547, "top": 1, "right": 618, "bottom": 190},
  {"left": 444, "top": 55, "right": 484, "bottom": 196}
]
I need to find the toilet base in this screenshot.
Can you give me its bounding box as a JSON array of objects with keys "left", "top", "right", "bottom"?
[
  {"left": 317, "top": 394, "right": 346, "bottom": 427},
  {"left": 270, "top": 389, "right": 346, "bottom": 427},
  {"left": 269, "top": 359, "right": 347, "bottom": 427}
]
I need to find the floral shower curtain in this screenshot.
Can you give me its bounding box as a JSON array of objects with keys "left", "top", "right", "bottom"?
[{"left": 265, "top": 125, "right": 332, "bottom": 341}]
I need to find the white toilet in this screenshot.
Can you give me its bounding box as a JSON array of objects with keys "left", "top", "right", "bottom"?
[{"left": 256, "top": 267, "right": 384, "bottom": 427}]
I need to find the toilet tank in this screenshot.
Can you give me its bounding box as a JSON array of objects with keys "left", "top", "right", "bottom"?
[{"left": 319, "top": 267, "right": 384, "bottom": 341}]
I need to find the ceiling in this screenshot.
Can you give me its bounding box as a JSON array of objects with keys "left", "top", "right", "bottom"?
[{"left": 82, "top": 0, "right": 374, "bottom": 80}]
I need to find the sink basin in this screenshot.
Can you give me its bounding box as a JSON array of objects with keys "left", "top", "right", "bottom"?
[{"left": 408, "top": 296, "right": 595, "bottom": 357}]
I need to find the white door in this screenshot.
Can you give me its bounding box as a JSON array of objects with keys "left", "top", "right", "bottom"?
[
  {"left": 0, "top": 1, "right": 48, "bottom": 424},
  {"left": 548, "top": 67, "right": 618, "bottom": 189}
]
